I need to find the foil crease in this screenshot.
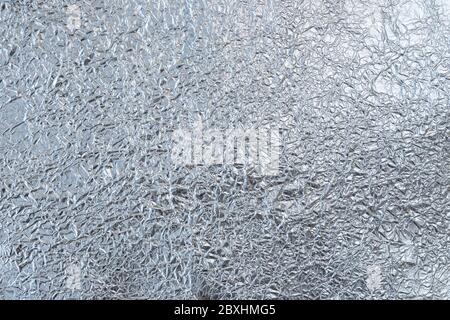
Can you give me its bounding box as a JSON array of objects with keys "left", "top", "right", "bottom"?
[{"left": 0, "top": 0, "right": 449, "bottom": 299}]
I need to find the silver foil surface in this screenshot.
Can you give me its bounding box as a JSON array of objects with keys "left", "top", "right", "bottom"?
[{"left": 0, "top": 0, "right": 449, "bottom": 299}]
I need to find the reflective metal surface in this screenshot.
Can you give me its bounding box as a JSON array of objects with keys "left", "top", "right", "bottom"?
[{"left": 0, "top": 0, "right": 449, "bottom": 299}]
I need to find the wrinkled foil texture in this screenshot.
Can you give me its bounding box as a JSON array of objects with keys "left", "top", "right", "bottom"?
[{"left": 0, "top": 0, "right": 449, "bottom": 299}]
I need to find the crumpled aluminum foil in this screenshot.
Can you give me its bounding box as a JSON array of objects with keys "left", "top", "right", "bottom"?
[{"left": 0, "top": 0, "right": 449, "bottom": 299}]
